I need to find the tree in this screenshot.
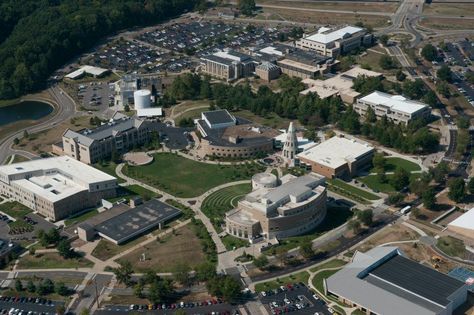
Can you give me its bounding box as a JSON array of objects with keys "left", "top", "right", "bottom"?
[
  {"left": 13, "top": 138, "right": 19, "bottom": 145},
  {"left": 437, "top": 65, "right": 452, "bottom": 82},
  {"left": 379, "top": 55, "right": 396, "bottom": 70},
  {"left": 195, "top": 262, "right": 216, "bottom": 282},
  {"left": 133, "top": 282, "right": 144, "bottom": 298},
  {"left": 79, "top": 309, "right": 90, "bottom": 315},
  {"left": 421, "top": 44, "right": 438, "bottom": 61},
  {"left": 173, "top": 263, "right": 192, "bottom": 287},
  {"left": 299, "top": 240, "right": 315, "bottom": 259},
  {"left": 423, "top": 91, "right": 438, "bottom": 108},
  {"left": 448, "top": 178, "right": 466, "bottom": 202},
  {"left": 29, "top": 247, "right": 36, "bottom": 256},
  {"left": 253, "top": 255, "right": 269, "bottom": 269},
  {"left": 15, "top": 279, "right": 23, "bottom": 292},
  {"left": 37, "top": 278, "right": 54, "bottom": 295},
  {"left": 372, "top": 153, "right": 386, "bottom": 170},
  {"left": 56, "top": 305, "right": 65, "bottom": 315},
  {"left": 468, "top": 178, "right": 474, "bottom": 195},
  {"left": 402, "top": 79, "right": 426, "bottom": 100},
  {"left": 23, "top": 130, "right": 29, "bottom": 139},
  {"left": 422, "top": 188, "right": 436, "bottom": 210},
  {"left": 391, "top": 167, "right": 410, "bottom": 190},
  {"left": 148, "top": 277, "right": 173, "bottom": 304},
  {"left": 57, "top": 239, "right": 74, "bottom": 259},
  {"left": 113, "top": 261, "right": 133, "bottom": 286},
  {"left": 396, "top": 70, "right": 406, "bottom": 81},
  {"left": 411, "top": 207, "right": 421, "bottom": 218},
  {"left": 26, "top": 280, "right": 36, "bottom": 293},
  {"left": 431, "top": 161, "right": 449, "bottom": 184},
  {"left": 379, "top": 34, "right": 389, "bottom": 46},
  {"left": 348, "top": 220, "right": 362, "bottom": 234},
  {"left": 55, "top": 282, "right": 68, "bottom": 296},
  {"left": 387, "top": 193, "right": 404, "bottom": 205},
  {"left": 124, "top": 104, "right": 130, "bottom": 112},
  {"left": 436, "top": 81, "right": 450, "bottom": 98},
  {"left": 357, "top": 209, "right": 374, "bottom": 227},
  {"left": 238, "top": 0, "right": 256, "bottom": 15}
]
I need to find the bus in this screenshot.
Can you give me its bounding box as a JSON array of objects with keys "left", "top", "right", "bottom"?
[{"left": 401, "top": 206, "right": 411, "bottom": 215}]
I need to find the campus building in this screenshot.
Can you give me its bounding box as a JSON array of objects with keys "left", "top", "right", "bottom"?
[
  {"left": 326, "top": 247, "right": 468, "bottom": 315},
  {"left": 297, "top": 136, "right": 374, "bottom": 179},
  {"left": 355, "top": 91, "right": 431, "bottom": 125},
  {"left": 77, "top": 197, "right": 181, "bottom": 245},
  {"left": 0, "top": 157, "right": 117, "bottom": 221},
  {"left": 276, "top": 49, "right": 334, "bottom": 80},
  {"left": 447, "top": 208, "right": 474, "bottom": 244},
  {"left": 255, "top": 62, "right": 281, "bottom": 82},
  {"left": 296, "top": 26, "right": 372, "bottom": 57},
  {"left": 201, "top": 50, "right": 256, "bottom": 81},
  {"left": 113, "top": 73, "right": 161, "bottom": 108},
  {"left": 196, "top": 110, "right": 278, "bottom": 158},
  {"left": 61, "top": 113, "right": 161, "bottom": 164},
  {"left": 225, "top": 173, "right": 327, "bottom": 240},
  {"left": 300, "top": 66, "right": 382, "bottom": 104}
]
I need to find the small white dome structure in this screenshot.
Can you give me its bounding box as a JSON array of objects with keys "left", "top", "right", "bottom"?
[
  {"left": 252, "top": 173, "right": 278, "bottom": 190},
  {"left": 133, "top": 89, "right": 151, "bottom": 110}
]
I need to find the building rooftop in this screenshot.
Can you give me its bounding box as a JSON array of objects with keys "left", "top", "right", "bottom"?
[
  {"left": 297, "top": 136, "right": 374, "bottom": 169},
  {"left": 93, "top": 199, "right": 182, "bottom": 244},
  {"left": 0, "top": 156, "right": 116, "bottom": 202},
  {"left": 137, "top": 107, "right": 163, "bottom": 118},
  {"left": 278, "top": 59, "right": 321, "bottom": 73},
  {"left": 256, "top": 62, "right": 280, "bottom": 72},
  {"left": 202, "top": 109, "right": 236, "bottom": 127},
  {"left": 305, "top": 26, "right": 364, "bottom": 44},
  {"left": 65, "top": 65, "right": 109, "bottom": 79},
  {"left": 326, "top": 247, "right": 467, "bottom": 315},
  {"left": 359, "top": 91, "right": 429, "bottom": 115},
  {"left": 448, "top": 208, "right": 474, "bottom": 231}
]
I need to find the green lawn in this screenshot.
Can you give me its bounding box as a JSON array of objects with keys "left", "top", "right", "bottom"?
[
  {"left": 358, "top": 173, "right": 420, "bottom": 193},
  {"left": 107, "top": 185, "right": 159, "bottom": 203},
  {"left": 327, "top": 179, "right": 379, "bottom": 201},
  {"left": 0, "top": 202, "right": 31, "bottom": 219},
  {"left": 17, "top": 253, "right": 93, "bottom": 269},
  {"left": 232, "top": 110, "right": 294, "bottom": 129},
  {"left": 437, "top": 236, "right": 466, "bottom": 259},
  {"left": 312, "top": 269, "right": 340, "bottom": 294},
  {"left": 93, "top": 161, "right": 125, "bottom": 183},
  {"left": 201, "top": 183, "right": 252, "bottom": 232},
  {"left": 309, "top": 259, "right": 346, "bottom": 273},
  {"left": 221, "top": 235, "right": 249, "bottom": 251},
  {"left": 64, "top": 209, "right": 99, "bottom": 227},
  {"left": 370, "top": 157, "right": 421, "bottom": 173},
  {"left": 264, "top": 206, "right": 353, "bottom": 255},
  {"left": 123, "top": 153, "right": 264, "bottom": 198},
  {"left": 254, "top": 271, "right": 310, "bottom": 292}
]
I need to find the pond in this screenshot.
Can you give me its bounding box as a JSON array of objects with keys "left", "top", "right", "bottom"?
[{"left": 0, "top": 101, "right": 53, "bottom": 127}]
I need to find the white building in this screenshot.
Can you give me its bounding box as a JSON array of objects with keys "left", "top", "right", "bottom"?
[
  {"left": 447, "top": 208, "right": 474, "bottom": 243},
  {"left": 355, "top": 91, "right": 431, "bottom": 125},
  {"left": 0, "top": 157, "right": 117, "bottom": 221},
  {"left": 296, "top": 26, "right": 372, "bottom": 57},
  {"left": 65, "top": 65, "right": 109, "bottom": 80}
]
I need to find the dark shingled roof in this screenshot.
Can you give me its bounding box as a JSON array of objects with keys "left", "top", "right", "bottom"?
[
  {"left": 202, "top": 110, "right": 235, "bottom": 126},
  {"left": 367, "top": 255, "right": 465, "bottom": 306}
]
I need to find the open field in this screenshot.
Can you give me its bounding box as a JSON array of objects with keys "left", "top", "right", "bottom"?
[
  {"left": 13, "top": 115, "right": 92, "bottom": 155},
  {"left": 107, "top": 185, "right": 159, "bottom": 203},
  {"left": 309, "top": 259, "right": 346, "bottom": 273},
  {"left": 0, "top": 202, "right": 31, "bottom": 219},
  {"left": 254, "top": 271, "right": 310, "bottom": 292},
  {"left": 91, "top": 233, "right": 155, "bottom": 261},
  {"left": 358, "top": 173, "right": 420, "bottom": 193},
  {"left": 419, "top": 17, "right": 474, "bottom": 30},
  {"left": 201, "top": 183, "right": 252, "bottom": 232},
  {"left": 116, "top": 225, "right": 206, "bottom": 273},
  {"left": 93, "top": 161, "right": 125, "bottom": 184},
  {"left": 17, "top": 252, "right": 93, "bottom": 269},
  {"left": 423, "top": 3, "right": 474, "bottom": 16},
  {"left": 257, "top": 0, "right": 399, "bottom": 13},
  {"left": 437, "top": 236, "right": 466, "bottom": 259},
  {"left": 259, "top": 8, "right": 390, "bottom": 28},
  {"left": 177, "top": 107, "right": 210, "bottom": 122},
  {"left": 264, "top": 206, "right": 353, "bottom": 255},
  {"left": 123, "top": 153, "right": 264, "bottom": 198},
  {"left": 233, "top": 109, "right": 295, "bottom": 129},
  {"left": 328, "top": 179, "right": 380, "bottom": 201},
  {"left": 356, "top": 49, "right": 401, "bottom": 74}
]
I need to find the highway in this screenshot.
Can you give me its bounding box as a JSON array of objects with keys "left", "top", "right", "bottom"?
[{"left": 0, "top": 85, "right": 76, "bottom": 164}]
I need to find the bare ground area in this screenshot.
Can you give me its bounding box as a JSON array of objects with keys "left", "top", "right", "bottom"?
[
  {"left": 13, "top": 115, "right": 92, "bottom": 155},
  {"left": 259, "top": 8, "right": 390, "bottom": 28},
  {"left": 423, "top": 3, "right": 474, "bottom": 16},
  {"left": 257, "top": 0, "right": 399, "bottom": 13},
  {"left": 355, "top": 223, "right": 419, "bottom": 253},
  {"left": 419, "top": 17, "right": 474, "bottom": 30}
]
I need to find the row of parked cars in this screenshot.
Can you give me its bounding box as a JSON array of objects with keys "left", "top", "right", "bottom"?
[
  {"left": 5, "top": 309, "right": 52, "bottom": 315},
  {"left": 0, "top": 296, "right": 52, "bottom": 306},
  {"left": 260, "top": 282, "right": 305, "bottom": 297},
  {"left": 129, "top": 298, "right": 226, "bottom": 311}
]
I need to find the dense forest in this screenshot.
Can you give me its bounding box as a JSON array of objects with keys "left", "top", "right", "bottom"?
[
  {"left": 0, "top": 0, "right": 199, "bottom": 99},
  {"left": 166, "top": 73, "right": 440, "bottom": 154}
]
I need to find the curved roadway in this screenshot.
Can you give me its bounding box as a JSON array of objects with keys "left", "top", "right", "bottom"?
[{"left": 0, "top": 85, "right": 76, "bottom": 164}]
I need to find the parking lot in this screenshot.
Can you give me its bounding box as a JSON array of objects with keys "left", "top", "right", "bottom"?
[
  {"left": 77, "top": 81, "right": 113, "bottom": 111},
  {"left": 259, "top": 283, "right": 332, "bottom": 315},
  {"left": 0, "top": 296, "right": 62, "bottom": 315}
]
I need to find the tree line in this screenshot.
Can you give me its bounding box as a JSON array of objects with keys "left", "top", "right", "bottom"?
[
  {"left": 0, "top": 0, "right": 199, "bottom": 99},
  {"left": 166, "top": 73, "right": 440, "bottom": 154}
]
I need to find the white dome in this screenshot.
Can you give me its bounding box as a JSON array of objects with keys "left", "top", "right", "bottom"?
[{"left": 252, "top": 173, "right": 278, "bottom": 189}]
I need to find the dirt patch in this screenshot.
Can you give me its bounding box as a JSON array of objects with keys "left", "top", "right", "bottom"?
[
  {"left": 355, "top": 223, "right": 419, "bottom": 253},
  {"left": 397, "top": 243, "right": 458, "bottom": 274},
  {"left": 423, "top": 3, "right": 474, "bottom": 16},
  {"left": 419, "top": 17, "right": 474, "bottom": 30},
  {"left": 13, "top": 115, "right": 93, "bottom": 155}
]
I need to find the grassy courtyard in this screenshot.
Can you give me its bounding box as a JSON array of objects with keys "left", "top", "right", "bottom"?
[
  {"left": 264, "top": 206, "right": 353, "bottom": 255},
  {"left": 437, "top": 236, "right": 466, "bottom": 259},
  {"left": 254, "top": 271, "right": 310, "bottom": 292},
  {"left": 123, "top": 153, "right": 264, "bottom": 198},
  {"left": 17, "top": 253, "right": 93, "bottom": 269},
  {"left": 64, "top": 209, "right": 99, "bottom": 227},
  {"left": 359, "top": 173, "right": 420, "bottom": 193},
  {"left": 327, "top": 179, "right": 379, "bottom": 202},
  {"left": 116, "top": 225, "right": 206, "bottom": 273},
  {"left": 93, "top": 161, "right": 125, "bottom": 183},
  {"left": 370, "top": 157, "right": 421, "bottom": 173},
  {"left": 201, "top": 183, "right": 252, "bottom": 232},
  {"left": 0, "top": 202, "right": 31, "bottom": 219}
]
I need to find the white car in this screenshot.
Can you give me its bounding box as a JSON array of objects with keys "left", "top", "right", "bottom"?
[
  {"left": 261, "top": 291, "right": 267, "bottom": 297},
  {"left": 328, "top": 307, "right": 335, "bottom": 314},
  {"left": 313, "top": 294, "right": 319, "bottom": 300}
]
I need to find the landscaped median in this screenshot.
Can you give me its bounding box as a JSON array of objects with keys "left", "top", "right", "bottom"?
[
  {"left": 254, "top": 271, "right": 310, "bottom": 292},
  {"left": 122, "top": 152, "right": 264, "bottom": 198},
  {"left": 327, "top": 179, "right": 380, "bottom": 204}
]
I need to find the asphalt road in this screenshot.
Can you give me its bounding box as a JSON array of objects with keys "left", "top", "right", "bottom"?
[
  {"left": 0, "top": 85, "right": 76, "bottom": 164},
  {"left": 97, "top": 302, "right": 239, "bottom": 315}
]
